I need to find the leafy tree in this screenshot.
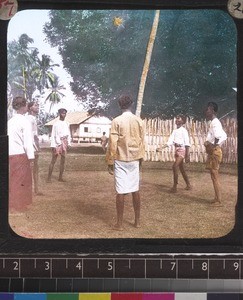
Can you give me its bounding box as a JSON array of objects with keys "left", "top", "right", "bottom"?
[{"left": 43, "top": 10, "right": 237, "bottom": 119}]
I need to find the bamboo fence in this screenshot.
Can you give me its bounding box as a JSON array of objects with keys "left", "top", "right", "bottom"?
[{"left": 144, "top": 117, "right": 237, "bottom": 164}]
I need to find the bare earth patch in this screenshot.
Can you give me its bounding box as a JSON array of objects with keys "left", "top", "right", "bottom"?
[{"left": 9, "top": 147, "right": 237, "bottom": 239}]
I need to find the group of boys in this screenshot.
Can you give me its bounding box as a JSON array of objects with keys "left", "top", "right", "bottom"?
[
  {"left": 8, "top": 95, "right": 227, "bottom": 231},
  {"left": 106, "top": 97, "right": 227, "bottom": 231}
]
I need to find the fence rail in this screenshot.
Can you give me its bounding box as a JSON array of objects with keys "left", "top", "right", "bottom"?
[{"left": 144, "top": 117, "right": 237, "bottom": 164}]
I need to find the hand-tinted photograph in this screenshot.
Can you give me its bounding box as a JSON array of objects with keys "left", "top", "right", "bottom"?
[{"left": 7, "top": 9, "right": 237, "bottom": 239}]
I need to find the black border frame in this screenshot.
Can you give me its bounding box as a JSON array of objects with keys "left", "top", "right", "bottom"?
[{"left": 0, "top": 0, "right": 242, "bottom": 255}]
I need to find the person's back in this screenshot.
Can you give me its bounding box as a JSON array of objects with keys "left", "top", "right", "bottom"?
[
  {"left": 107, "top": 111, "right": 144, "bottom": 163},
  {"left": 106, "top": 95, "right": 145, "bottom": 230}
]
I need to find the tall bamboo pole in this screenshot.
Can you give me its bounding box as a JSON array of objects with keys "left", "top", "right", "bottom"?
[{"left": 135, "top": 10, "right": 160, "bottom": 117}]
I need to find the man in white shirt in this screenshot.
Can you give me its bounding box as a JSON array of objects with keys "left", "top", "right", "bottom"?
[
  {"left": 204, "top": 102, "right": 227, "bottom": 206},
  {"left": 26, "top": 101, "right": 43, "bottom": 195},
  {"left": 47, "top": 108, "right": 71, "bottom": 182},
  {"left": 100, "top": 132, "right": 108, "bottom": 152},
  {"left": 157, "top": 115, "right": 191, "bottom": 193},
  {"left": 8, "top": 96, "right": 35, "bottom": 213}
]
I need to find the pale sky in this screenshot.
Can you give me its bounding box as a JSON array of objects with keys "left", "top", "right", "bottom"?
[{"left": 7, "top": 9, "right": 83, "bottom": 113}]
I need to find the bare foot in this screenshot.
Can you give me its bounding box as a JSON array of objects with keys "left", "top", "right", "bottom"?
[
  {"left": 112, "top": 224, "right": 123, "bottom": 231},
  {"left": 35, "top": 192, "right": 44, "bottom": 196},
  {"left": 58, "top": 178, "right": 66, "bottom": 182},
  {"left": 170, "top": 187, "right": 177, "bottom": 193},
  {"left": 185, "top": 185, "right": 192, "bottom": 190},
  {"left": 210, "top": 201, "right": 222, "bottom": 207},
  {"left": 134, "top": 222, "right": 141, "bottom": 228}
]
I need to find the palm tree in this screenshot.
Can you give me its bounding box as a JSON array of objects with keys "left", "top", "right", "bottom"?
[
  {"left": 45, "top": 75, "right": 66, "bottom": 112},
  {"left": 8, "top": 34, "right": 38, "bottom": 99},
  {"left": 135, "top": 10, "right": 160, "bottom": 117},
  {"left": 8, "top": 34, "right": 60, "bottom": 100},
  {"left": 31, "top": 54, "right": 59, "bottom": 94}
]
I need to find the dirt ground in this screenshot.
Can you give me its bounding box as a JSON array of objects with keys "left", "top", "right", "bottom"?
[{"left": 9, "top": 145, "right": 237, "bottom": 239}]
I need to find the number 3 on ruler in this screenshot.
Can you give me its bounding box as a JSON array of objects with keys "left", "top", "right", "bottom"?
[{"left": 45, "top": 261, "right": 50, "bottom": 271}]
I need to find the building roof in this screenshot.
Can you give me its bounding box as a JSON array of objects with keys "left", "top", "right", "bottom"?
[
  {"left": 85, "top": 116, "right": 111, "bottom": 125},
  {"left": 45, "top": 111, "right": 93, "bottom": 126}
]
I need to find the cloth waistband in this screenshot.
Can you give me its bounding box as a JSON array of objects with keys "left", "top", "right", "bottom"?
[{"left": 174, "top": 143, "right": 184, "bottom": 147}]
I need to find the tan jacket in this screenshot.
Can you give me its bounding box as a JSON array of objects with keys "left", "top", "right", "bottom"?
[{"left": 106, "top": 111, "right": 145, "bottom": 165}]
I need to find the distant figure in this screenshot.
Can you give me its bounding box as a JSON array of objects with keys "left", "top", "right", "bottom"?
[
  {"left": 157, "top": 115, "right": 191, "bottom": 193},
  {"left": 106, "top": 95, "right": 145, "bottom": 230},
  {"left": 8, "top": 96, "right": 35, "bottom": 213},
  {"left": 26, "top": 101, "right": 43, "bottom": 195},
  {"left": 100, "top": 132, "right": 108, "bottom": 152},
  {"left": 204, "top": 102, "right": 227, "bottom": 206},
  {"left": 47, "top": 108, "right": 71, "bottom": 182}
]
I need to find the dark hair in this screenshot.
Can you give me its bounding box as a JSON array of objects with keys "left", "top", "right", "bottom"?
[
  {"left": 207, "top": 101, "right": 218, "bottom": 113},
  {"left": 176, "top": 114, "right": 187, "bottom": 124},
  {"left": 27, "top": 101, "right": 36, "bottom": 110},
  {"left": 12, "top": 96, "right": 27, "bottom": 110},
  {"left": 58, "top": 108, "right": 67, "bottom": 114},
  {"left": 118, "top": 95, "right": 133, "bottom": 110}
]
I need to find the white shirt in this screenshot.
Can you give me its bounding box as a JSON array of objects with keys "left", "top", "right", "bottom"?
[
  {"left": 8, "top": 114, "right": 35, "bottom": 159},
  {"left": 50, "top": 119, "right": 71, "bottom": 148},
  {"left": 26, "top": 114, "right": 39, "bottom": 151},
  {"left": 167, "top": 126, "right": 190, "bottom": 147},
  {"left": 206, "top": 118, "right": 227, "bottom": 146}
]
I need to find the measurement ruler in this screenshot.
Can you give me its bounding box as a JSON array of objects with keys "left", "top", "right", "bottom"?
[{"left": 0, "top": 256, "right": 242, "bottom": 280}]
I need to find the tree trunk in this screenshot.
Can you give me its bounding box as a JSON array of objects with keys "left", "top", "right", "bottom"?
[{"left": 135, "top": 10, "right": 160, "bottom": 117}]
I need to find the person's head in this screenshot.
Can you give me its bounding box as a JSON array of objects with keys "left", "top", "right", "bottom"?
[
  {"left": 118, "top": 95, "right": 133, "bottom": 111},
  {"left": 12, "top": 96, "right": 28, "bottom": 114},
  {"left": 175, "top": 114, "right": 186, "bottom": 127},
  {"left": 205, "top": 102, "right": 218, "bottom": 120},
  {"left": 58, "top": 108, "right": 67, "bottom": 120},
  {"left": 103, "top": 132, "right": 106, "bottom": 135},
  {"left": 28, "top": 101, "right": 39, "bottom": 115}
]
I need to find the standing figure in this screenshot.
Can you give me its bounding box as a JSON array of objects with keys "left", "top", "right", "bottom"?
[
  {"left": 204, "top": 102, "right": 227, "bottom": 206},
  {"left": 47, "top": 108, "right": 71, "bottom": 182},
  {"left": 8, "top": 96, "right": 35, "bottom": 213},
  {"left": 157, "top": 115, "right": 191, "bottom": 193},
  {"left": 26, "top": 101, "right": 43, "bottom": 195},
  {"left": 106, "top": 95, "right": 145, "bottom": 230},
  {"left": 100, "top": 132, "right": 108, "bottom": 152}
]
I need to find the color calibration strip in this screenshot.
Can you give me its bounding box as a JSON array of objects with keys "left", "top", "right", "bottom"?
[{"left": 0, "top": 293, "right": 243, "bottom": 300}]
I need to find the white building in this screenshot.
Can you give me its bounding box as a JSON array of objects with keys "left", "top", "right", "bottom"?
[{"left": 45, "top": 111, "right": 111, "bottom": 143}]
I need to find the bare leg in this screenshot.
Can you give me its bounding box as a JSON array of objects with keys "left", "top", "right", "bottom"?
[
  {"left": 132, "top": 191, "right": 141, "bottom": 228},
  {"left": 171, "top": 156, "right": 183, "bottom": 192},
  {"left": 114, "top": 194, "right": 124, "bottom": 230},
  {"left": 58, "top": 155, "right": 66, "bottom": 181},
  {"left": 210, "top": 169, "right": 222, "bottom": 204},
  {"left": 47, "top": 152, "right": 57, "bottom": 182},
  {"left": 179, "top": 160, "right": 191, "bottom": 190},
  {"left": 33, "top": 154, "right": 43, "bottom": 194}
]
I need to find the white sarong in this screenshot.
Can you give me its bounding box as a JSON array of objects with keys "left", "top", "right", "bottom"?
[{"left": 114, "top": 160, "right": 139, "bottom": 194}]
